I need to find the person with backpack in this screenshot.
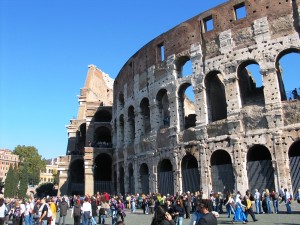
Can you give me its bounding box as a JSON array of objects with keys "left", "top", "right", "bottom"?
[
  {"left": 270, "top": 189, "right": 279, "bottom": 214},
  {"left": 38, "top": 198, "right": 49, "bottom": 225}
]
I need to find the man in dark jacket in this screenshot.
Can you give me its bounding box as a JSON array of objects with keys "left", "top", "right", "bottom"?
[
  {"left": 58, "top": 197, "right": 68, "bottom": 225},
  {"left": 196, "top": 200, "right": 217, "bottom": 225}
]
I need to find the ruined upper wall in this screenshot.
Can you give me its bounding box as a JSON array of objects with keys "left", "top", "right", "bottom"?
[
  {"left": 77, "top": 65, "right": 114, "bottom": 119},
  {"left": 113, "top": 0, "right": 299, "bottom": 100}
]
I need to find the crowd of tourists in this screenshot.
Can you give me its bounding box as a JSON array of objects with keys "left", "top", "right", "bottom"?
[{"left": 0, "top": 186, "right": 299, "bottom": 225}]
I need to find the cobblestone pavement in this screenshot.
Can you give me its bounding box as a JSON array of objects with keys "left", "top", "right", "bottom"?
[{"left": 52, "top": 202, "right": 299, "bottom": 225}]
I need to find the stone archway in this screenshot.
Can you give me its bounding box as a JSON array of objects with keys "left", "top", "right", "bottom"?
[
  {"left": 69, "top": 159, "right": 84, "bottom": 195},
  {"left": 94, "top": 153, "right": 112, "bottom": 193},
  {"left": 247, "top": 145, "right": 275, "bottom": 192},
  {"left": 181, "top": 154, "right": 200, "bottom": 193},
  {"left": 119, "top": 166, "right": 125, "bottom": 195},
  {"left": 211, "top": 150, "right": 235, "bottom": 193},
  {"left": 139, "top": 163, "right": 149, "bottom": 194},
  {"left": 158, "top": 159, "right": 174, "bottom": 195},
  {"left": 288, "top": 140, "right": 300, "bottom": 196},
  {"left": 128, "top": 163, "right": 135, "bottom": 194}
]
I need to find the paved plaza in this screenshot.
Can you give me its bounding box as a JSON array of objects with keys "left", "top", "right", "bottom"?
[{"left": 52, "top": 203, "right": 300, "bottom": 225}]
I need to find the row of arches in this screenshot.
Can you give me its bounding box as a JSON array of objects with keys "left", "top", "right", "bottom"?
[
  {"left": 67, "top": 140, "right": 300, "bottom": 196},
  {"left": 115, "top": 50, "right": 300, "bottom": 144}
]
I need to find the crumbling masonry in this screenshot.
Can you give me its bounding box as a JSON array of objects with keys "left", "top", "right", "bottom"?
[{"left": 58, "top": 0, "right": 300, "bottom": 197}]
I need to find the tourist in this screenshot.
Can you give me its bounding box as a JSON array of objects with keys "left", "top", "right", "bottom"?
[
  {"left": 244, "top": 190, "right": 258, "bottom": 222},
  {"left": 49, "top": 198, "right": 56, "bottom": 225},
  {"left": 224, "top": 192, "right": 235, "bottom": 218},
  {"left": 91, "top": 196, "right": 98, "bottom": 225},
  {"left": 58, "top": 197, "right": 68, "bottom": 225},
  {"left": 231, "top": 192, "right": 247, "bottom": 224},
  {"left": 295, "top": 188, "right": 300, "bottom": 204},
  {"left": 0, "top": 198, "right": 7, "bottom": 225},
  {"left": 188, "top": 205, "right": 203, "bottom": 225},
  {"left": 284, "top": 188, "right": 292, "bottom": 214},
  {"left": 173, "top": 199, "right": 185, "bottom": 225},
  {"left": 71, "top": 201, "right": 81, "bottom": 225},
  {"left": 81, "top": 197, "right": 92, "bottom": 225},
  {"left": 117, "top": 199, "right": 125, "bottom": 223},
  {"left": 254, "top": 189, "right": 261, "bottom": 214},
  {"left": 150, "top": 205, "right": 175, "bottom": 225},
  {"left": 270, "top": 189, "right": 279, "bottom": 214},
  {"left": 38, "top": 198, "right": 48, "bottom": 225},
  {"left": 196, "top": 199, "right": 217, "bottom": 225}
]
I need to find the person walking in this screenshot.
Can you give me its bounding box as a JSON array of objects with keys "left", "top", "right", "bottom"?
[
  {"left": 244, "top": 191, "right": 258, "bottom": 222},
  {"left": 71, "top": 201, "right": 81, "bottom": 225},
  {"left": 81, "top": 197, "right": 92, "bottom": 225},
  {"left": 58, "top": 197, "right": 68, "bottom": 225},
  {"left": 224, "top": 193, "right": 235, "bottom": 218}
]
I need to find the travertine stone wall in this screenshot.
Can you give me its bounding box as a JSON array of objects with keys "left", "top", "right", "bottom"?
[{"left": 112, "top": 0, "right": 300, "bottom": 196}]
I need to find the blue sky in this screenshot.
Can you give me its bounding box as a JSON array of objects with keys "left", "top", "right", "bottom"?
[{"left": 0, "top": 0, "right": 299, "bottom": 159}]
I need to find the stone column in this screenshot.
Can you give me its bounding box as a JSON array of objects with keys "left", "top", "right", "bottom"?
[
  {"left": 84, "top": 147, "right": 94, "bottom": 195},
  {"left": 198, "top": 143, "right": 210, "bottom": 196},
  {"left": 231, "top": 137, "right": 248, "bottom": 194},
  {"left": 272, "top": 132, "right": 290, "bottom": 190}
]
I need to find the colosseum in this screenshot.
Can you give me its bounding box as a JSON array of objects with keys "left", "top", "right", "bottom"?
[{"left": 58, "top": 0, "right": 300, "bottom": 198}]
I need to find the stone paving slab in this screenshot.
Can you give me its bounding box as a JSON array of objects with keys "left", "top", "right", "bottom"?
[{"left": 50, "top": 202, "right": 300, "bottom": 225}]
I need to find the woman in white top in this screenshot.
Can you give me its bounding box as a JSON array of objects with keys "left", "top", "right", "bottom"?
[
  {"left": 0, "top": 198, "right": 8, "bottom": 225},
  {"left": 81, "top": 197, "right": 92, "bottom": 225}
]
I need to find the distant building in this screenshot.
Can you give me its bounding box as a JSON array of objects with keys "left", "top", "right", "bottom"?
[
  {"left": 0, "top": 149, "right": 19, "bottom": 182},
  {"left": 40, "top": 158, "right": 59, "bottom": 184}
]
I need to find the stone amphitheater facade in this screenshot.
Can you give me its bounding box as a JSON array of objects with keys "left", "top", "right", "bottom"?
[{"left": 58, "top": 0, "right": 300, "bottom": 197}]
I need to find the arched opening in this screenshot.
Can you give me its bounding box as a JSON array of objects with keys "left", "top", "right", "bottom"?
[
  {"left": 181, "top": 154, "right": 200, "bottom": 192},
  {"left": 119, "top": 114, "right": 124, "bottom": 144},
  {"left": 158, "top": 159, "right": 174, "bottom": 195},
  {"left": 205, "top": 71, "right": 227, "bottom": 122},
  {"left": 119, "top": 166, "right": 125, "bottom": 195},
  {"left": 176, "top": 56, "right": 192, "bottom": 78},
  {"left": 211, "top": 150, "right": 235, "bottom": 193},
  {"left": 140, "top": 98, "right": 151, "bottom": 134},
  {"left": 69, "top": 159, "right": 84, "bottom": 195},
  {"left": 139, "top": 163, "right": 149, "bottom": 194},
  {"left": 128, "top": 163, "right": 135, "bottom": 194},
  {"left": 119, "top": 93, "right": 125, "bottom": 108},
  {"left": 238, "top": 60, "right": 265, "bottom": 106},
  {"left": 276, "top": 49, "right": 300, "bottom": 101},
  {"left": 94, "top": 153, "right": 112, "bottom": 193},
  {"left": 93, "top": 126, "right": 112, "bottom": 148},
  {"left": 247, "top": 145, "right": 274, "bottom": 192},
  {"left": 128, "top": 106, "right": 135, "bottom": 144},
  {"left": 178, "top": 83, "right": 196, "bottom": 130},
  {"left": 94, "top": 109, "right": 112, "bottom": 122},
  {"left": 156, "top": 89, "right": 170, "bottom": 127},
  {"left": 288, "top": 140, "right": 300, "bottom": 196},
  {"left": 75, "top": 123, "right": 86, "bottom": 155}
]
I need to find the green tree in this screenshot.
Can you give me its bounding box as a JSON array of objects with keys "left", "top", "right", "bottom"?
[
  {"left": 13, "top": 145, "right": 46, "bottom": 185},
  {"left": 36, "top": 183, "right": 57, "bottom": 197},
  {"left": 4, "top": 164, "right": 18, "bottom": 197},
  {"left": 18, "top": 165, "right": 29, "bottom": 198}
]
